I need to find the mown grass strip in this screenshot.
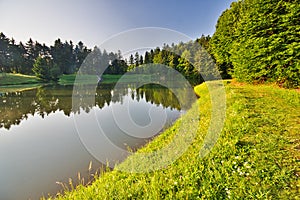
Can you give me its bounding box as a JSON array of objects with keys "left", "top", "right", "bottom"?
[{"left": 46, "top": 81, "right": 300, "bottom": 199}]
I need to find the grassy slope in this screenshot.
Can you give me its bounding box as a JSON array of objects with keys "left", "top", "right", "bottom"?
[
  {"left": 47, "top": 81, "right": 299, "bottom": 199},
  {"left": 0, "top": 73, "right": 41, "bottom": 86}
]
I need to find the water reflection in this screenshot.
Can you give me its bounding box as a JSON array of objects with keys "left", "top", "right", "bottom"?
[
  {"left": 0, "top": 83, "right": 182, "bottom": 130},
  {"left": 0, "top": 83, "right": 186, "bottom": 200}
]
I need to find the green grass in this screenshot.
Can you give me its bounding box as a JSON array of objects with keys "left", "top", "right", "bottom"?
[
  {"left": 0, "top": 73, "right": 151, "bottom": 87},
  {"left": 45, "top": 81, "right": 300, "bottom": 199},
  {"left": 58, "top": 74, "right": 152, "bottom": 85},
  {"left": 58, "top": 74, "right": 96, "bottom": 85},
  {"left": 58, "top": 74, "right": 121, "bottom": 85},
  {"left": 0, "top": 84, "right": 42, "bottom": 93},
  {"left": 0, "top": 73, "right": 41, "bottom": 86}
]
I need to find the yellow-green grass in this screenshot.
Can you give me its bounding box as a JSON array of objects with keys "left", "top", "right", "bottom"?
[
  {"left": 0, "top": 73, "right": 41, "bottom": 86},
  {"left": 45, "top": 81, "right": 300, "bottom": 199}
]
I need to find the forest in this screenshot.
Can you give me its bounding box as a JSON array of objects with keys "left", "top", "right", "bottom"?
[
  {"left": 0, "top": 32, "right": 211, "bottom": 85},
  {"left": 0, "top": 0, "right": 299, "bottom": 88},
  {"left": 210, "top": 0, "right": 299, "bottom": 88}
]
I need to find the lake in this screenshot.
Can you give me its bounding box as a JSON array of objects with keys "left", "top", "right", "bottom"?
[{"left": 0, "top": 83, "right": 184, "bottom": 200}]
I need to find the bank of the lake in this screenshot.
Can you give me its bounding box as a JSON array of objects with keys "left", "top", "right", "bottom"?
[
  {"left": 58, "top": 74, "right": 153, "bottom": 85},
  {"left": 0, "top": 73, "right": 148, "bottom": 87},
  {"left": 0, "top": 73, "right": 41, "bottom": 86},
  {"left": 58, "top": 74, "right": 122, "bottom": 85},
  {"left": 46, "top": 81, "right": 300, "bottom": 199}
]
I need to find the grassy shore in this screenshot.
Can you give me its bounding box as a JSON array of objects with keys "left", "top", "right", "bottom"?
[
  {"left": 45, "top": 81, "right": 299, "bottom": 199},
  {"left": 59, "top": 74, "right": 125, "bottom": 85},
  {"left": 58, "top": 74, "right": 152, "bottom": 85},
  {"left": 0, "top": 73, "right": 121, "bottom": 86},
  {"left": 0, "top": 73, "right": 41, "bottom": 86},
  {"left": 0, "top": 73, "right": 151, "bottom": 87},
  {"left": 0, "top": 84, "right": 42, "bottom": 93}
]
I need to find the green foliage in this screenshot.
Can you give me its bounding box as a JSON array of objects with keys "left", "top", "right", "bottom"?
[
  {"left": 33, "top": 56, "right": 61, "bottom": 82},
  {"left": 50, "top": 65, "right": 61, "bottom": 81},
  {"left": 211, "top": 0, "right": 300, "bottom": 88},
  {"left": 232, "top": 0, "right": 300, "bottom": 88},
  {"left": 133, "top": 36, "right": 213, "bottom": 86},
  {"left": 1, "top": 32, "right": 215, "bottom": 85},
  {"left": 0, "top": 33, "right": 93, "bottom": 77},
  {"left": 209, "top": 1, "right": 243, "bottom": 78}
]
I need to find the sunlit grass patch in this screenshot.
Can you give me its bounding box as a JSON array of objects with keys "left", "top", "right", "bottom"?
[{"left": 0, "top": 73, "right": 41, "bottom": 86}]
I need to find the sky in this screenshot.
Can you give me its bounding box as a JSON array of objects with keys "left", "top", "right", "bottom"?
[{"left": 0, "top": 0, "right": 235, "bottom": 48}]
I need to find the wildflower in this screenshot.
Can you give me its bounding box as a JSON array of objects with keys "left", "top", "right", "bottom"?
[{"left": 225, "top": 188, "right": 231, "bottom": 195}]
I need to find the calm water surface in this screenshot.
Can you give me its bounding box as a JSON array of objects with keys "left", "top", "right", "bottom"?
[{"left": 0, "top": 83, "right": 183, "bottom": 200}]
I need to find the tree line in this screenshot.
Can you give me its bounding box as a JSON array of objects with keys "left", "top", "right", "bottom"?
[
  {"left": 0, "top": 34, "right": 91, "bottom": 81},
  {"left": 0, "top": 32, "right": 212, "bottom": 85},
  {"left": 209, "top": 0, "right": 299, "bottom": 88},
  {"left": 125, "top": 35, "right": 213, "bottom": 85},
  {"left": 1, "top": 0, "right": 298, "bottom": 88}
]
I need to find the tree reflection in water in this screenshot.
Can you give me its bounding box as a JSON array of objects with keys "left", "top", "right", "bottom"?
[{"left": 0, "top": 83, "right": 188, "bottom": 130}]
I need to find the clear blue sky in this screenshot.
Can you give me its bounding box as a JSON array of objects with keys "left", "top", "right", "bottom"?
[{"left": 0, "top": 0, "right": 235, "bottom": 48}]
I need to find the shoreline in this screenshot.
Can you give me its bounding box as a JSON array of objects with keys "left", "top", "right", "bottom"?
[{"left": 45, "top": 81, "right": 299, "bottom": 199}]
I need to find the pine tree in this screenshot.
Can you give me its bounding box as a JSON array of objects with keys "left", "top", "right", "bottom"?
[
  {"left": 33, "top": 56, "right": 60, "bottom": 82},
  {"left": 134, "top": 52, "right": 139, "bottom": 67}
]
